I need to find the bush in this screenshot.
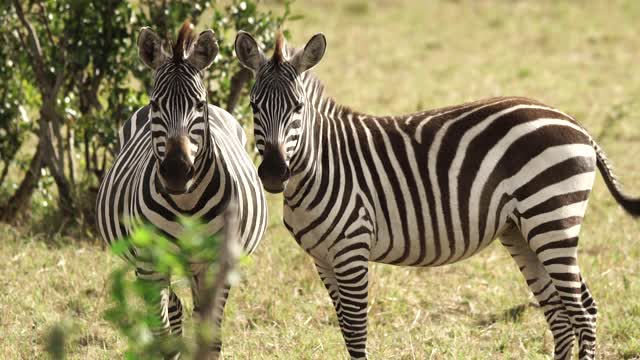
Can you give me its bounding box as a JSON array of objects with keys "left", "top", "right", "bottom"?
[{"left": 0, "top": 0, "right": 298, "bottom": 231}]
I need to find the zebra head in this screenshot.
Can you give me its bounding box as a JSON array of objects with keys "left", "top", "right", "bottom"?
[
  {"left": 235, "top": 31, "right": 326, "bottom": 193},
  {"left": 137, "top": 22, "right": 218, "bottom": 195}
]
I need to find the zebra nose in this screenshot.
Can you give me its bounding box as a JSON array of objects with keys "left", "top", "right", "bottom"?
[
  {"left": 160, "top": 156, "right": 193, "bottom": 177},
  {"left": 258, "top": 160, "right": 289, "bottom": 182},
  {"left": 158, "top": 154, "right": 194, "bottom": 193},
  {"left": 159, "top": 160, "right": 169, "bottom": 177},
  {"left": 258, "top": 144, "right": 289, "bottom": 193}
]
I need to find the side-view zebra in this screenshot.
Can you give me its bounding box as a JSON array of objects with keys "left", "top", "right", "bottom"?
[
  {"left": 234, "top": 31, "right": 640, "bottom": 360},
  {"left": 97, "top": 22, "right": 267, "bottom": 359}
]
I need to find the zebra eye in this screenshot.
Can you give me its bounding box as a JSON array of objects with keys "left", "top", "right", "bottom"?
[
  {"left": 196, "top": 101, "right": 206, "bottom": 112},
  {"left": 293, "top": 102, "right": 304, "bottom": 114},
  {"left": 250, "top": 101, "right": 259, "bottom": 114},
  {"left": 150, "top": 100, "right": 159, "bottom": 112}
]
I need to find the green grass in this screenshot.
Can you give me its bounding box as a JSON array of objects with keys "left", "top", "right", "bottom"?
[{"left": 2, "top": 0, "right": 640, "bottom": 358}]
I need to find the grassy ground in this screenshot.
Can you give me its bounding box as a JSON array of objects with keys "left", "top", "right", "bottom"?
[{"left": 2, "top": 0, "right": 640, "bottom": 358}]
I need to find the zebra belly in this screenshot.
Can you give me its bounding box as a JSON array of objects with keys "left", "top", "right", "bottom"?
[
  {"left": 284, "top": 201, "right": 508, "bottom": 268},
  {"left": 366, "top": 206, "right": 512, "bottom": 267}
]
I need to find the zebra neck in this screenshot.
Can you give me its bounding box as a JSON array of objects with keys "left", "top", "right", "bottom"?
[{"left": 285, "top": 75, "right": 350, "bottom": 201}]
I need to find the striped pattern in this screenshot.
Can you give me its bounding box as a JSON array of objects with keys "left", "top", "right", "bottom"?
[
  {"left": 97, "top": 58, "right": 267, "bottom": 359},
  {"left": 148, "top": 62, "right": 208, "bottom": 162},
  {"left": 247, "top": 50, "right": 639, "bottom": 359}
]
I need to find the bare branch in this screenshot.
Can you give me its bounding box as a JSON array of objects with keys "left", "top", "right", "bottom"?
[
  {"left": 36, "top": 0, "right": 55, "bottom": 47},
  {"left": 13, "top": 0, "right": 50, "bottom": 91},
  {"left": 31, "top": 0, "right": 67, "bottom": 96},
  {"left": 194, "top": 202, "right": 241, "bottom": 360}
]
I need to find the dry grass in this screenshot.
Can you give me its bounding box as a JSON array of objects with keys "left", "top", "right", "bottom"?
[{"left": 2, "top": 0, "right": 640, "bottom": 359}]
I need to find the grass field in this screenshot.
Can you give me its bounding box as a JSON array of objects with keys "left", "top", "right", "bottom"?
[{"left": 2, "top": 0, "right": 640, "bottom": 358}]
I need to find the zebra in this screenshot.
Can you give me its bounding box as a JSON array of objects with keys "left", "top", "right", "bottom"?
[
  {"left": 234, "top": 31, "right": 640, "bottom": 359},
  {"left": 97, "top": 22, "right": 267, "bottom": 358}
]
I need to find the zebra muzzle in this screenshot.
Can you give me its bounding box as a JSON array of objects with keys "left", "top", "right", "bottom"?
[
  {"left": 158, "top": 136, "right": 196, "bottom": 194},
  {"left": 258, "top": 144, "right": 290, "bottom": 193}
]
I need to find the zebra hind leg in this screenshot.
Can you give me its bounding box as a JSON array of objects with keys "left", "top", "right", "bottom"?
[
  {"left": 500, "top": 225, "right": 574, "bottom": 359},
  {"left": 523, "top": 218, "right": 597, "bottom": 360}
]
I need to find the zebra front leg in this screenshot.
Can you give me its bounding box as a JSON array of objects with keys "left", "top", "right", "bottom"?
[
  {"left": 191, "top": 270, "right": 232, "bottom": 359},
  {"left": 500, "top": 226, "right": 574, "bottom": 359},
  {"left": 327, "top": 236, "right": 371, "bottom": 360},
  {"left": 315, "top": 260, "right": 346, "bottom": 331},
  {"left": 135, "top": 270, "right": 183, "bottom": 359},
  {"left": 316, "top": 258, "right": 369, "bottom": 360}
]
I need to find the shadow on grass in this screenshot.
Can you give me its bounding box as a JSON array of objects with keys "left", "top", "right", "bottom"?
[{"left": 477, "top": 301, "right": 540, "bottom": 326}]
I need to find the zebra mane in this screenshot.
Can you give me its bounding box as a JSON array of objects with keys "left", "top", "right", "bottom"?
[
  {"left": 268, "top": 35, "right": 358, "bottom": 117},
  {"left": 272, "top": 31, "right": 302, "bottom": 65},
  {"left": 300, "top": 70, "right": 358, "bottom": 117},
  {"left": 273, "top": 31, "right": 286, "bottom": 64},
  {"left": 172, "top": 21, "right": 196, "bottom": 63}
]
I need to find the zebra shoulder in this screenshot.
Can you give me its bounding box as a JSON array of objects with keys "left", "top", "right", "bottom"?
[{"left": 207, "top": 105, "right": 247, "bottom": 147}]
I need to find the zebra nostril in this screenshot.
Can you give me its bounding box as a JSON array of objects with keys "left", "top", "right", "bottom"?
[
  {"left": 281, "top": 166, "right": 290, "bottom": 182},
  {"left": 159, "top": 161, "right": 168, "bottom": 177},
  {"left": 187, "top": 165, "right": 195, "bottom": 179}
]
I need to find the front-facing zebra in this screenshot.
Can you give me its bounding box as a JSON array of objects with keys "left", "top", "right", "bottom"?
[
  {"left": 235, "top": 31, "right": 640, "bottom": 359},
  {"left": 97, "top": 23, "right": 267, "bottom": 358}
]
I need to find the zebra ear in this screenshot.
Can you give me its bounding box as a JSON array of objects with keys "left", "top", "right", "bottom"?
[
  {"left": 187, "top": 30, "right": 219, "bottom": 71},
  {"left": 235, "top": 31, "right": 266, "bottom": 73},
  {"left": 137, "top": 27, "right": 170, "bottom": 70},
  {"left": 290, "top": 33, "right": 326, "bottom": 74}
]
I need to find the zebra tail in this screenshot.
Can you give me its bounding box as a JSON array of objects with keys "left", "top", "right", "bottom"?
[{"left": 592, "top": 139, "right": 640, "bottom": 217}]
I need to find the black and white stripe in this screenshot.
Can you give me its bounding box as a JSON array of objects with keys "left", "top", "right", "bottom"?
[
  {"left": 98, "top": 25, "right": 267, "bottom": 359},
  {"left": 236, "top": 32, "right": 639, "bottom": 360}
]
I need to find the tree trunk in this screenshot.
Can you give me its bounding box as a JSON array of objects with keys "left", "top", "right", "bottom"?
[
  {"left": 0, "top": 147, "right": 17, "bottom": 189},
  {"left": 225, "top": 68, "right": 252, "bottom": 113},
  {"left": 67, "top": 125, "right": 76, "bottom": 185},
  {"left": 0, "top": 162, "right": 9, "bottom": 188},
  {"left": 39, "top": 115, "right": 75, "bottom": 218},
  {"left": 84, "top": 131, "right": 92, "bottom": 174},
  {"left": 0, "top": 143, "right": 43, "bottom": 222}
]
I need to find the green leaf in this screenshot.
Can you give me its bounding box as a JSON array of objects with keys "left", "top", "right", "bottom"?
[{"left": 130, "top": 227, "right": 154, "bottom": 248}]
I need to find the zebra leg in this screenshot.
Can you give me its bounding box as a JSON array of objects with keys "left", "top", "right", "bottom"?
[
  {"left": 524, "top": 222, "right": 597, "bottom": 359},
  {"left": 316, "top": 256, "right": 369, "bottom": 360},
  {"left": 135, "top": 270, "right": 183, "bottom": 359},
  {"left": 576, "top": 275, "right": 598, "bottom": 358},
  {"left": 500, "top": 226, "right": 574, "bottom": 359},
  {"left": 315, "top": 260, "right": 346, "bottom": 332},
  {"left": 325, "top": 235, "right": 371, "bottom": 360},
  {"left": 191, "top": 271, "right": 232, "bottom": 359},
  {"left": 164, "top": 288, "right": 184, "bottom": 360},
  {"left": 580, "top": 275, "right": 598, "bottom": 325}
]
